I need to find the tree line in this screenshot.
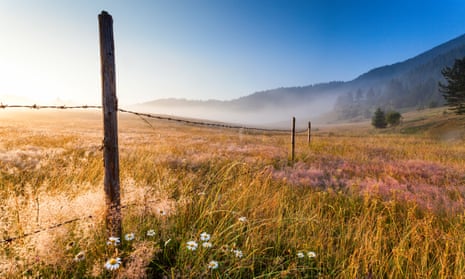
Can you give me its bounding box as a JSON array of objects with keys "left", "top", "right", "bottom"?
[{"left": 370, "top": 56, "right": 465, "bottom": 129}]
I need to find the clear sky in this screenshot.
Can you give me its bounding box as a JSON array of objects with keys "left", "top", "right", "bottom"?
[{"left": 1, "top": 0, "right": 465, "bottom": 106}]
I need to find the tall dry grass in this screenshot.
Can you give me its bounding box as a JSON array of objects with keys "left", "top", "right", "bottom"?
[{"left": 1, "top": 110, "right": 465, "bottom": 278}]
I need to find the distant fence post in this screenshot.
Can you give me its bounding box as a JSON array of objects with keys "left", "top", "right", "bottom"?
[
  {"left": 291, "top": 117, "right": 295, "bottom": 163},
  {"left": 99, "top": 11, "right": 122, "bottom": 239},
  {"left": 307, "top": 121, "right": 311, "bottom": 144}
]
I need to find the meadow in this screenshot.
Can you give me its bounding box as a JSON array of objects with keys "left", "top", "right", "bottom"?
[{"left": 1, "top": 108, "right": 465, "bottom": 278}]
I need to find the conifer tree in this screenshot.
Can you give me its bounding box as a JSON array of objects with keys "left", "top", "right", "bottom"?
[
  {"left": 386, "top": 111, "right": 401, "bottom": 126},
  {"left": 372, "top": 108, "right": 387, "bottom": 128},
  {"left": 439, "top": 57, "right": 465, "bottom": 114}
]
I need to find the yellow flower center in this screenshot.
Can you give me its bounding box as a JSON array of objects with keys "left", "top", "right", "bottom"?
[{"left": 109, "top": 258, "right": 118, "bottom": 265}]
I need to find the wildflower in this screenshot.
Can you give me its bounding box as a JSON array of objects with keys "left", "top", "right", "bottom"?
[
  {"left": 164, "top": 238, "right": 172, "bottom": 246},
  {"left": 105, "top": 257, "right": 122, "bottom": 271},
  {"left": 307, "top": 251, "right": 317, "bottom": 258},
  {"left": 158, "top": 209, "right": 167, "bottom": 216},
  {"left": 220, "top": 244, "right": 229, "bottom": 253},
  {"left": 186, "top": 240, "right": 198, "bottom": 251},
  {"left": 238, "top": 216, "right": 247, "bottom": 223},
  {"left": 66, "top": 241, "right": 75, "bottom": 251},
  {"left": 233, "top": 249, "right": 243, "bottom": 258},
  {"left": 107, "top": 236, "right": 120, "bottom": 246},
  {"left": 146, "top": 229, "right": 156, "bottom": 237},
  {"left": 208, "top": 260, "right": 219, "bottom": 270},
  {"left": 73, "top": 251, "right": 85, "bottom": 262},
  {"left": 297, "top": 252, "right": 305, "bottom": 258},
  {"left": 200, "top": 232, "right": 211, "bottom": 242},
  {"left": 202, "top": 242, "right": 213, "bottom": 248},
  {"left": 125, "top": 233, "right": 135, "bottom": 241}
]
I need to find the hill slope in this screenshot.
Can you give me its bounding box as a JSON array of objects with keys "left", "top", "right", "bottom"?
[{"left": 138, "top": 34, "right": 465, "bottom": 125}]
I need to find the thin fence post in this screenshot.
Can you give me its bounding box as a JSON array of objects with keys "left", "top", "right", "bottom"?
[
  {"left": 99, "top": 11, "right": 121, "bottom": 239},
  {"left": 291, "top": 117, "right": 295, "bottom": 163},
  {"left": 307, "top": 121, "right": 311, "bottom": 144}
]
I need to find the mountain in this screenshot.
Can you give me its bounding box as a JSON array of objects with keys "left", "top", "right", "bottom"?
[
  {"left": 335, "top": 33, "right": 465, "bottom": 120},
  {"left": 354, "top": 33, "right": 465, "bottom": 84},
  {"left": 137, "top": 34, "right": 465, "bottom": 126}
]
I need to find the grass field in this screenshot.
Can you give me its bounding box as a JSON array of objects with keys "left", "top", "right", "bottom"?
[{"left": 1, "top": 108, "right": 465, "bottom": 278}]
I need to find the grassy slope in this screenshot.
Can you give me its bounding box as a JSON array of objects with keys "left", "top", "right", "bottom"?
[
  {"left": 397, "top": 108, "right": 465, "bottom": 139},
  {"left": 0, "top": 108, "right": 465, "bottom": 278}
]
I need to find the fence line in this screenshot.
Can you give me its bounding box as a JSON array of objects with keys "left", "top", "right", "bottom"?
[
  {"left": 0, "top": 168, "right": 257, "bottom": 244},
  {"left": 0, "top": 104, "right": 309, "bottom": 133},
  {"left": 0, "top": 215, "right": 94, "bottom": 244},
  {"left": 0, "top": 103, "right": 312, "bottom": 243},
  {"left": 0, "top": 202, "right": 133, "bottom": 244}
]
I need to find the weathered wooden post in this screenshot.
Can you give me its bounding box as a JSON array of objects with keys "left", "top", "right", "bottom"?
[
  {"left": 99, "top": 11, "right": 121, "bottom": 239},
  {"left": 291, "top": 117, "right": 296, "bottom": 163},
  {"left": 307, "top": 121, "right": 311, "bottom": 144}
]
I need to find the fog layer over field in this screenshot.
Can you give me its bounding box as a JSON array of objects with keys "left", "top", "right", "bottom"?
[{"left": 134, "top": 94, "right": 338, "bottom": 128}]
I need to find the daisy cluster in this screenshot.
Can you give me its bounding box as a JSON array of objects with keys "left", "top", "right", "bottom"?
[
  {"left": 70, "top": 215, "right": 317, "bottom": 275},
  {"left": 297, "top": 251, "right": 317, "bottom": 259},
  {"left": 184, "top": 217, "right": 248, "bottom": 272},
  {"left": 185, "top": 231, "right": 221, "bottom": 270},
  {"left": 73, "top": 229, "right": 157, "bottom": 272}
]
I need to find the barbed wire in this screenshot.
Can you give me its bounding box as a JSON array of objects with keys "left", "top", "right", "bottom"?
[
  {"left": 1, "top": 204, "right": 127, "bottom": 244},
  {"left": 0, "top": 103, "right": 308, "bottom": 243},
  {"left": 0, "top": 104, "right": 101, "bottom": 110},
  {"left": 0, "top": 104, "right": 309, "bottom": 133},
  {"left": 0, "top": 215, "right": 94, "bottom": 244},
  {"left": 0, "top": 168, "right": 261, "bottom": 244}
]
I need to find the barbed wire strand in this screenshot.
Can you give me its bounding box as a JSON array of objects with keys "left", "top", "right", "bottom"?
[
  {"left": 0, "top": 168, "right": 258, "bottom": 244},
  {"left": 0, "top": 104, "right": 307, "bottom": 244},
  {"left": 0, "top": 104, "right": 309, "bottom": 133}
]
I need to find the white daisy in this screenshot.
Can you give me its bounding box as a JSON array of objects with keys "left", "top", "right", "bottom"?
[
  {"left": 202, "top": 242, "right": 213, "bottom": 248},
  {"left": 233, "top": 249, "right": 243, "bottom": 258},
  {"left": 104, "top": 257, "right": 122, "bottom": 271},
  {"left": 238, "top": 216, "right": 247, "bottom": 223},
  {"left": 200, "top": 232, "right": 211, "bottom": 242},
  {"left": 186, "top": 240, "right": 198, "bottom": 251},
  {"left": 208, "top": 260, "right": 219, "bottom": 270},
  {"left": 307, "top": 251, "right": 317, "bottom": 258},
  {"left": 124, "top": 233, "right": 135, "bottom": 241},
  {"left": 146, "top": 229, "right": 156, "bottom": 237},
  {"left": 297, "top": 252, "right": 305, "bottom": 258},
  {"left": 107, "top": 236, "right": 120, "bottom": 246},
  {"left": 73, "top": 251, "right": 85, "bottom": 262}
]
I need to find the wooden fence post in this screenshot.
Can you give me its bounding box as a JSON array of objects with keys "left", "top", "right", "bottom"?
[
  {"left": 99, "top": 11, "right": 121, "bottom": 239},
  {"left": 291, "top": 117, "right": 295, "bottom": 163},
  {"left": 307, "top": 121, "right": 311, "bottom": 144}
]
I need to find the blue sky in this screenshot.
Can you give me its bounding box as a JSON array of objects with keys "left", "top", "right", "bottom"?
[{"left": 1, "top": 0, "right": 465, "bottom": 105}]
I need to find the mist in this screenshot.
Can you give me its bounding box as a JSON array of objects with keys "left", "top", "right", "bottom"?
[{"left": 133, "top": 93, "right": 338, "bottom": 130}]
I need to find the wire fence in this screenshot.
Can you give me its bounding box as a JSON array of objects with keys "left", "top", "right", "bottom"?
[
  {"left": 0, "top": 103, "right": 309, "bottom": 244},
  {"left": 0, "top": 198, "right": 155, "bottom": 244},
  {"left": 0, "top": 168, "right": 257, "bottom": 244},
  {"left": 0, "top": 104, "right": 309, "bottom": 133}
]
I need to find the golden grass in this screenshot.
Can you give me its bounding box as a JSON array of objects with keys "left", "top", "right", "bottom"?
[{"left": 1, "top": 109, "right": 465, "bottom": 278}]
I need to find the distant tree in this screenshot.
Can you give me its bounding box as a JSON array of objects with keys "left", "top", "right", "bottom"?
[
  {"left": 386, "top": 111, "right": 402, "bottom": 126},
  {"left": 429, "top": 100, "right": 439, "bottom": 108},
  {"left": 372, "top": 108, "right": 387, "bottom": 128},
  {"left": 366, "top": 88, "right": 376, "bottom": 106},
  {"left": 439, "top": 57, "right": 465, "bottom": 114},
  {"left": 355, "top": 88, "right": 364, "bottom": 103}
]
